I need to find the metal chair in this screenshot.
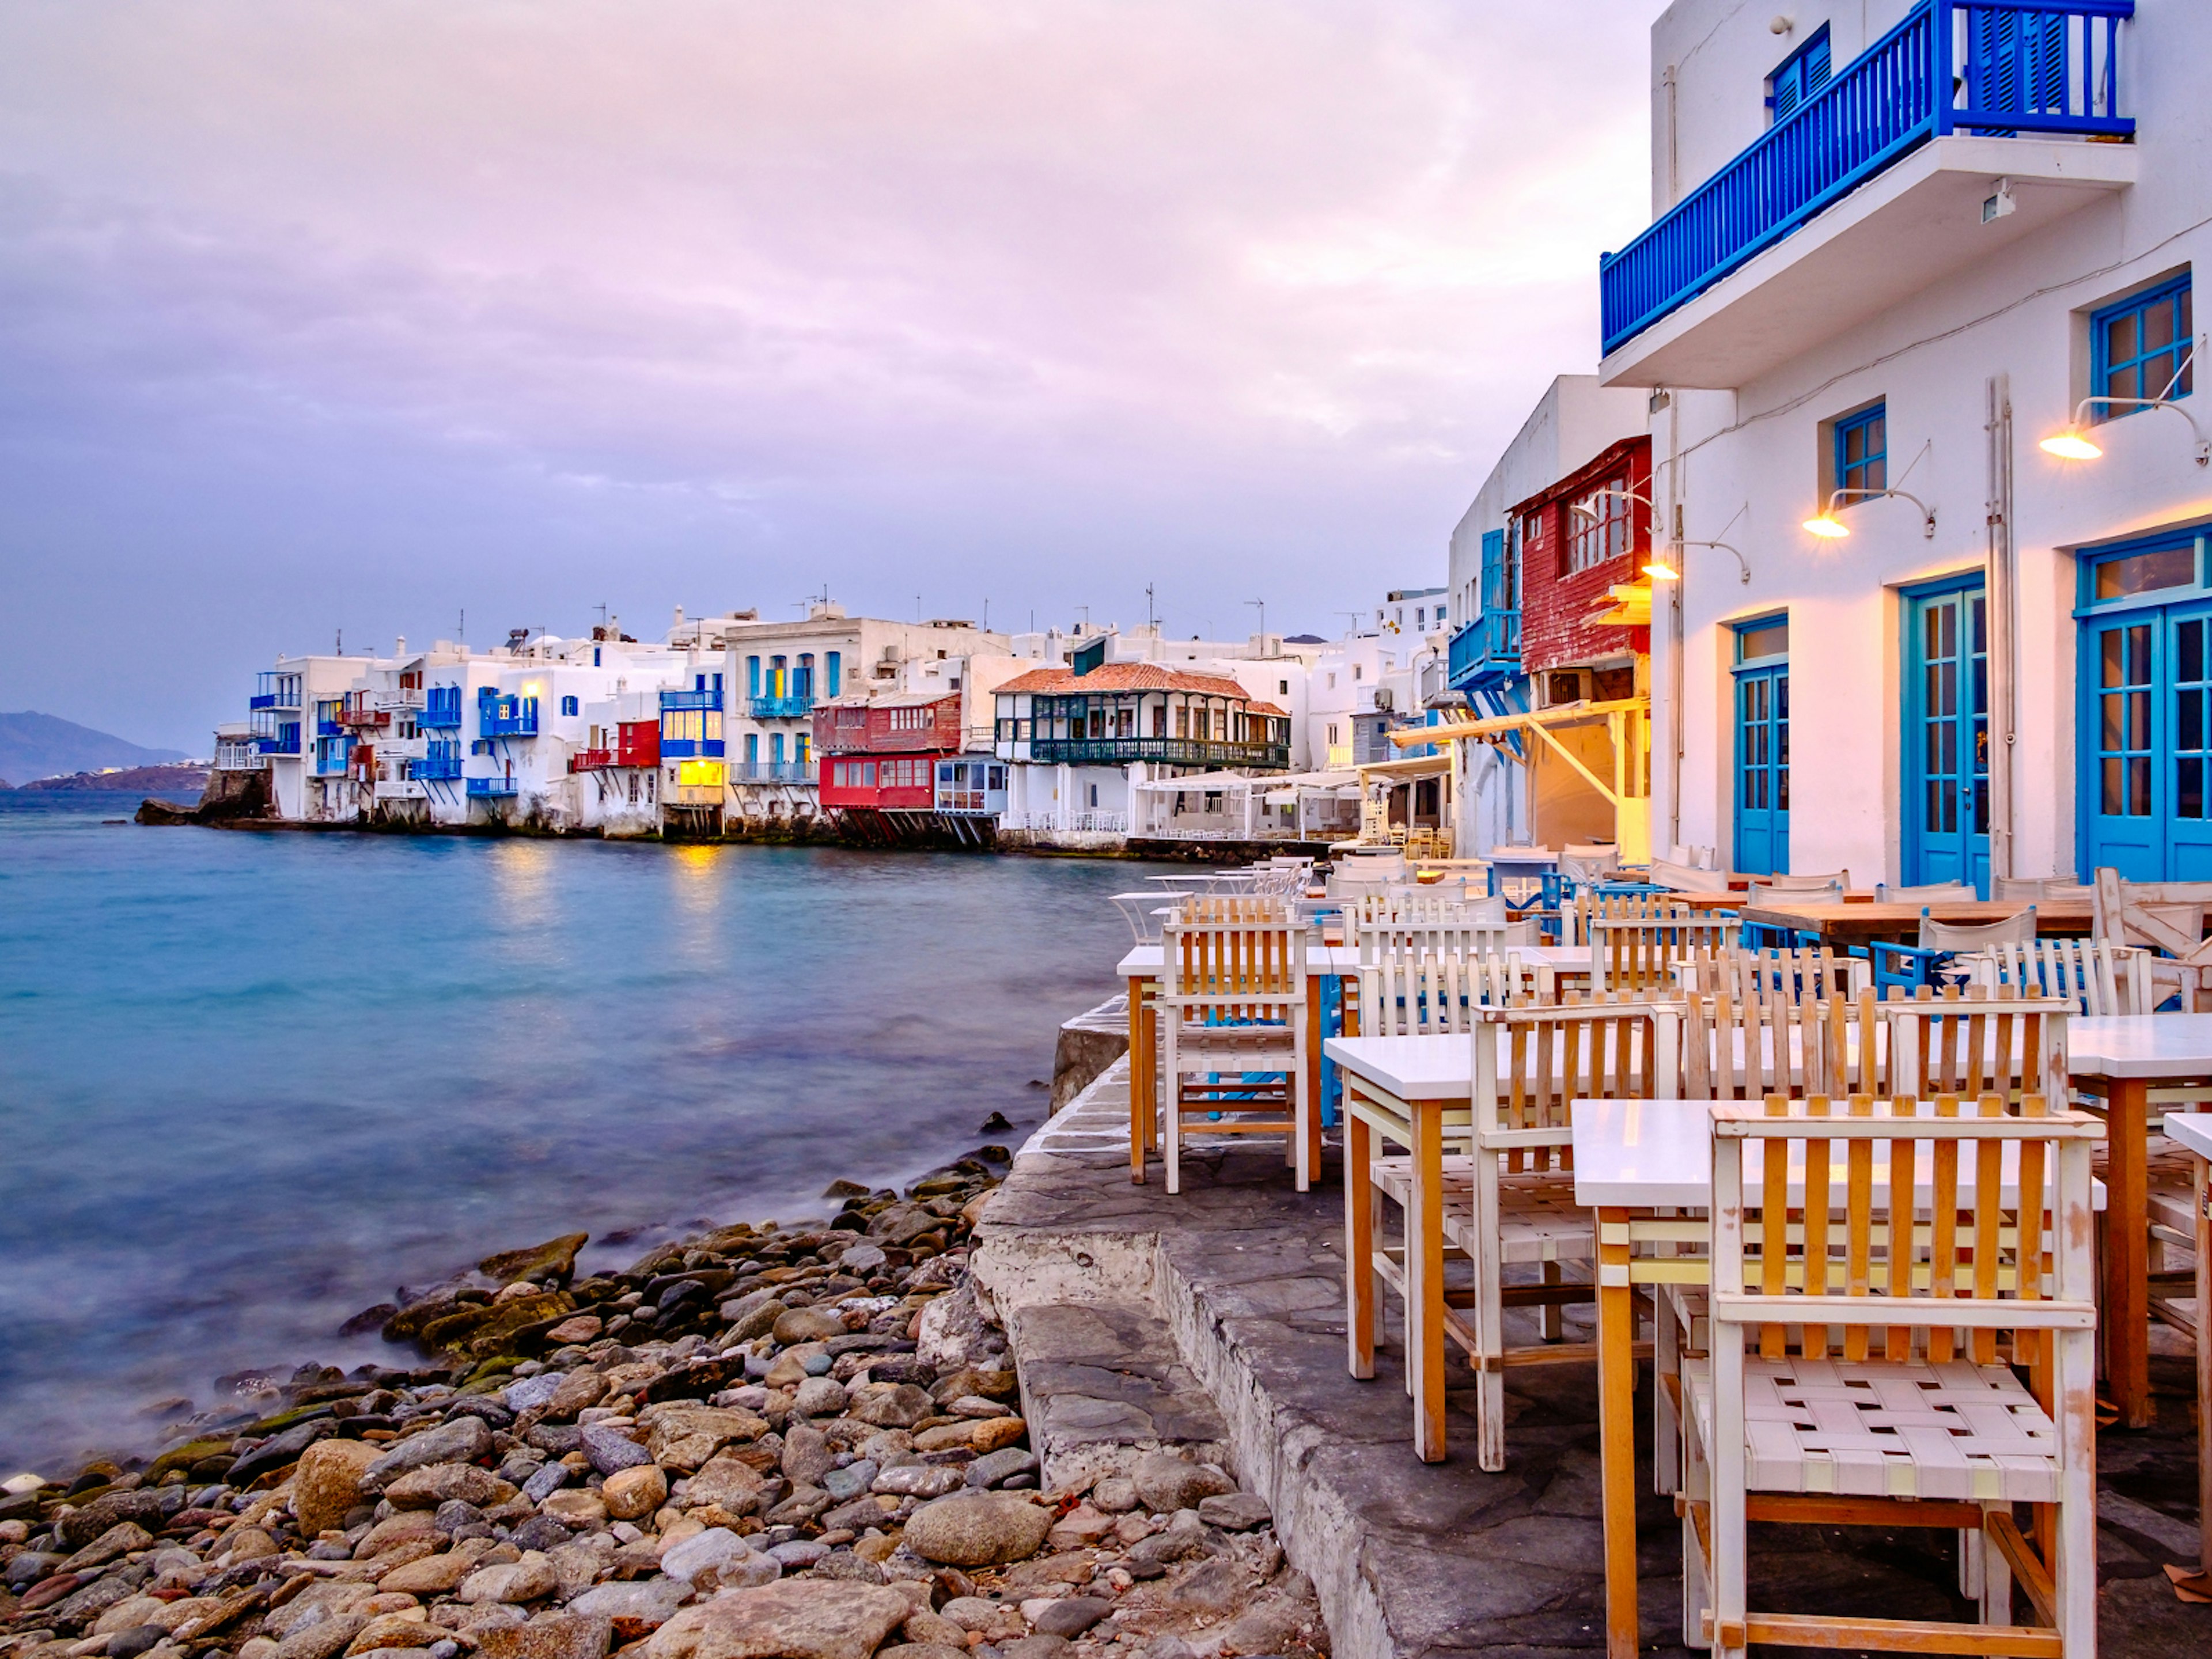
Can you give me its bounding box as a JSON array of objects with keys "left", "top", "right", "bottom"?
[{"left": 1111, "top": 890, "right": 1188, "bottom": 945}]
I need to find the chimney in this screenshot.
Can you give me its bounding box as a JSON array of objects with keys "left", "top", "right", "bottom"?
[{"left": 395, "top": 635, "right": 406, "bottom": 656}]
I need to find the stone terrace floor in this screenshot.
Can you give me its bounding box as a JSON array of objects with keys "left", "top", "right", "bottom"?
[{"left": 978, "top": 1058, "right": 2209, "bottom": 1659}]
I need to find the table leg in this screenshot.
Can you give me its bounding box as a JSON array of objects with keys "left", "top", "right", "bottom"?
[
  {"left": 2104, "top": 1077, "right": 2150, "bottom": 1428},
  {"left": 1411, "top": 1097, "right": 1446, "bottom": 1463},
  {"left": 1597, "top": 1206, "right": 1639, "bottom": 1659},
  {"left": 1346, "top": 1104, "right": 1375, "bottom": 1380},
  {"left": 1127, "top": 975, "right": 1152, "bottom": 1185},
  {"left": 2196, "top": 1156, "right": 2210, "bottom": 1577},
  {"left": 1305, "top": 985, "right": 1327, "bottom": 1181}
]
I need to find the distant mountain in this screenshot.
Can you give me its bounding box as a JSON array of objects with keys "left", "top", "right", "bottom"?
[
  {"left": 16, "top": 764, "right": 208, "bottom": 798},
  {"left": 0, "top": 711, "right": 189, "bottom": 787}
]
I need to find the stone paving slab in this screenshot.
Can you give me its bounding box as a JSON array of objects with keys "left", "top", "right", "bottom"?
[{"left": 976, "top": 1055, "right": 2211, "bottom": 1659}]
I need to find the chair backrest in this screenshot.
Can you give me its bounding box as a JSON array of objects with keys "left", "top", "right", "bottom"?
[
  {"left": 1473, "top": 994, "right": 1682, "bottom": 1169},
  {"left": 1874, "top": 880, "right": 1968, "bottom": 904},
  {"left": 1878, "top": 989, "right": 2073, "bottom": 1106},
  {"left": 1357, "top": 935, "right": 1554, "bottom": 1037},
  {"left": 1559, "top": 843, "right": 1620, "bottom": 887},
  {"left": 1916, "top": 904, "right": 2034, "bottom": 950},
  {"left": 1111, "top": 890, "right": 1186, "bottom": 945},
  {"left": 1971, "top": 938, "right": 2154, "bottom": 1016},
  {"left": 1746, "top": 879, "right": 1843, "bottom": 907},
  {"left": 1341, "top": 891, "right": 1508, "bottom": 943},
  {"left": 1680, "top": 945, "right": 1868, "bottom": 1006},
  {"left": 1684, "top": 987, "right": 1830, "bottom": 1101},
  {"left": 1758, "top": 869, "right": 1851, "bottom": 891},
  {"left": 1161, "top": 906, "right": 1306, "bottom": 1021},
  {"left": 2091, "top": 867, "right": 2212, "bottom": 963},
  {"left": 1589, "top": 911, "right": 1742, "bottom": 991},
  {"left": 1993, "top": 874, "right": 2092, "bottom": 902},
  {"left": 1649, "top": 857, "right": 1733, "bottom": 895},
  {"left": 1711, "top": 1093, "right": 2100, "bottom": 1367}
]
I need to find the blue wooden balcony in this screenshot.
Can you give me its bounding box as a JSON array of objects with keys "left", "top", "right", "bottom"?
[
  {"left": 661, "top": 687, "right": 724, "bottom": 713},
  {"left": 735, "top": 761, "right": 815, "bottom": 782},
  {"left": 476, "top": 690, "right": 539, "bottom": 738},
  {"left": 661, "top": 738, "right": 726, "bottom": 759},
  {"left": 422, "top": 687, "right": 463, "bottom": 729},
  {"left": 412, "top": 746, "right": 463, "bottom": 782},
  {"left": 1447, "top": 612, "right": 1521, "bottom": 692},
  {"left": 749, "top": 694, "right": 813, "bottom": 719},
  {"left": 1600, "top": 2, "right": 2133, "bottom": 359},
  {"left": 466, "top": 775, "right": 518, "bottom": 797}
]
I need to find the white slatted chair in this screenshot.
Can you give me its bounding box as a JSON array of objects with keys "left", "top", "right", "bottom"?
[
  {"left": 1684, "top": 1094, "right": 2101, "bottom": 1659},
  {"left": 1966, "top": 938, "right": 2153, "bottom": 1016},
  {"left": 1993, "top": 876, "right": 2093, "bottom": 903},
  {"left": 1351, "top": 994, "right": 1681, "bottom": 1468},
  {"left": 1745, "top": 879, "right": 1843, "bottom": 907},
  {"left": 1677, "top": 944, "right": 1869, "bottom": 1005},
  {"left": 1879, "top": 990, "right": 2074, "bottom": 1111},
  {"left": 1158, "top": 900, "right": 1311, "bottom": 1195},
  {"left": 1874, "top": 880, "right": 1971, "bottom": 904},
  {"left": 1758, "top": 869, "right": 1853, "bottom": 891},
  {"left": 1589, "top": 908, "right": 1741, "bottom": 992}
]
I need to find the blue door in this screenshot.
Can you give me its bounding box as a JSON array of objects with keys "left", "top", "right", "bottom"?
[
  {"left": 1732, "top": 616, "right": 1789, "bottom": 876},
  {"left": 2081, "top": 592, "right": 2212, "bottom": 880},
  {"left": 1903, "top": 581, "right": 1990, "bottom": 895}
]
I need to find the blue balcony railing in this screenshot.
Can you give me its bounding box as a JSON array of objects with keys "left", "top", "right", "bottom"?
[
  {"left": 253, "top": 672, "right": 301, "bottom": 711},
  {"left": 422, "top": 687, "right": 463, "bottom": 729},
  {"left": 734, "top": 761, "right": 815, "bottom": 783},
  {"left": 661, "top": 738, "right": 726, "bottom": 760},
  {"left": 255, "top": 730, "right": 302, "bottom": 757},
  {"left": 467, "top": 775, "right": 518, "bottom": 797},
  {"left": 660, "top": 688, "right": 724, "bottom": 713},
  {"left": 1447, "top": 612, "right": 1521, "bottom": 692},
  {"left": 1600, "top": 2, "right": 2133, "bottom": 357},
  {"left": 412, "top": 748, "right": 463, "bottom": 782},
  {"left": 749, "top": 694, "right": 813, "bottom": 719}
]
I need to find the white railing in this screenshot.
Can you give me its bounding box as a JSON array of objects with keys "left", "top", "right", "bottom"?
[
  {"left": 1001, "top": 810, "right": 1128, "bottom": 834},
  {"left": 213, "top": 741, "right": 266, "bottom": 771}
]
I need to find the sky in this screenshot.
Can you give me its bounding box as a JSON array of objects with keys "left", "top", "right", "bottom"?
[{"left": 0, "top": 1, "right": 1657, "bottom": 752}]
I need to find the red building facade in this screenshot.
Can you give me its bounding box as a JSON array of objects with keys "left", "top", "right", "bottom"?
[
  {"left": 814, "top": 694, "right": 963, "bottom": 811},
  {"left": 1514, "top": 434, "right": 1653, "bottom": 678}
]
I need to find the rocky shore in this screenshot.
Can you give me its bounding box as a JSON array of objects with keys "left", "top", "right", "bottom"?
[{"left": 0, "top": 1149, "right": 1324, "bottom": 1659}]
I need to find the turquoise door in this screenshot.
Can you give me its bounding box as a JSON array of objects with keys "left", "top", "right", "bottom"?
[
  {"left": 2081, "top": 598, "right": 2212, "bottom": 880},
  {"left": 1903, "top": 580, "right": 1990, "bottom": 895},
  {"left": 1731, "top": 616, "right": 1789, "bottom": 876}
]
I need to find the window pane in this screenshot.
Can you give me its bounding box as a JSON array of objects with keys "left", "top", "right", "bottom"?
[
  {"left": 2108, "top": 361, "right": 2141, "bottom": 404},
  {"left": 2106, "top": 311, "right": 2138, "bottom": 366},
  {"left": 2129, "top": 623, "right": 2153, "bottom": 681},
  {"left": 2128, "top": 690, "right": 2152, "bottom": 748},
  {"left": 1739, "top": 622, "right": 1787, "bottom": 660},
  {"left": 2182, "top": 756, "right": 2206, "bottom": 820},
  {"left": 2104, "top": 756, "right": 2124, "bottom": 814},
  {"left": 2145, "top": 298, "right": 2175, "bottom": 351},
  {"left": 2181, "top": 688, "right": 2205, "bottom": 754},
  {"left": 2180, "top": 619, "right": 2206, "bottom": 683},
  {"left": 2130, "top": 756, "right": 2153, "bottom": 816}
]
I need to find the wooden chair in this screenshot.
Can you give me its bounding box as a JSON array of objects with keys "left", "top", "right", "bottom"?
[
  {"left": 1868, "top": 906, "right": 2037, "bottom": 996},
  {"left": 1994, "top": 876, "right": 2093, "bottom": 903},
  {"left": 2091, "top": 866, "right": 2212, "bottom": 1010},
  {"left": 1356, "top": 997, "right": 1681, "bottom": 1469},
  {"left": 1967, "top": 938, "right": 2153, "bottom": 1016},
  {"left": 1679, "top": 944, "right": 1869, "bottom": 1005},
  {"left": 1744, "top": 879, "right": 1842, "bottom": 907},
  {"left": 1358, "top": 930, "right": 1555, "bottom": 1036},
  {"left": 1874, "top": 880, "right": 1971, "bottom": 904},
  {"left": 1159, "top": 902, "right": 1311, "bottom": 1195},
  {"left": 1589, "top": 909, "right": 1741, "bottom": 991},
  {"left": 1877, "top": 989, "right": 2074, "bottom": 1113},
  {"left": 1684, "top": 1093, "right": 2101, "bottom": 1659},
  {"left": 1758, "top": 869, "right": 1853, "bottom": 891}
]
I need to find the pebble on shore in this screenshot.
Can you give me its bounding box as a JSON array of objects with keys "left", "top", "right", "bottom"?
[{"left": 0, "top": 1153, "right": 1326, "bottom": 1659}]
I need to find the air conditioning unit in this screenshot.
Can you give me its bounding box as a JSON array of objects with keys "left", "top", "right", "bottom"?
[
  {"left": 1540, "top": 669, "right": 1592, "bottom": 709},
  {"left": 1372, "top": 687, "right": 1394, "bottom": 713}
]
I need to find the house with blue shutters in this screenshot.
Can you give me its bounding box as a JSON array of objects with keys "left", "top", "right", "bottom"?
[{"left": 1604, "top": 0, "right": 2194, "bottom": 889}]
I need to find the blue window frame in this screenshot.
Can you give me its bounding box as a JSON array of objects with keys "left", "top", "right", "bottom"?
[
  {"left": 1835, "top": 403, "right": 1887, "bottom": 498},
  {"left": 746, "top": 656, "right": 762, "bottom": 698},
  {"left": 1766, "top": 25, "right": 1831, "bottom": 122},
  {"left": 827, "top": 652, "right": 842, "bottom": 697},
  {"left": 560, "top": 695, "right": 579, "bottom": 717},
  {"left": 1732, "top": 616, "right": 1790, "bottom": 877},
  {"left": 744, "top": 733, "right": 759, "bottom": 764},
  {"left": 770, "top": 732, "right": 785, "bottom": 766},
  {"left": 2092, "top": 276, "right": 2192, "bottom": 422},
  {"left": 2077, "top": 532, "right": 2212, "bottom": 880}
]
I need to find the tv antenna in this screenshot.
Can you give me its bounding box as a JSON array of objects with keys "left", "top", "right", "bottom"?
[{"left": 1246, "top": 599, "right": 1266, "bottom": 643}]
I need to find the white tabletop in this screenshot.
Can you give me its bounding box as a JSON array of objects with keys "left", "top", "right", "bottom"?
[
  {"left": 1570, "top": 1098, "right": 2105, "bottom": 1211},
  {"left": 1324, "top": 1033, "right": 1478, "bottom": 1099},
  {"left": 2067, "top": 1013, "right": 2212, "bottom": 1077},
  {"left": 2168, "top": 1112, "right": 2212, "bottom": 1162},
  {"left": 1116, "top": 942, "right": 1588, "bottom": 979}
]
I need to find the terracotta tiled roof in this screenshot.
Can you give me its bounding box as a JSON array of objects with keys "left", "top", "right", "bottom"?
[
  {"left": 1245, "top": 700, "right": 1288, "bottom": 717},
  {"left": 993, "top": 663, "right": 1255, "bottom": 698}
]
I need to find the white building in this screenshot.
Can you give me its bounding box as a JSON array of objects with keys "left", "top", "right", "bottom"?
[{"left": 1607, "top": 0, "right": 2184, "bottom": 888}]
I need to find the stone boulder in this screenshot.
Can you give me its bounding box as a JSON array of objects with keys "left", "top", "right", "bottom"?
[
  {"left": 383, "top": 1463, "right": 514, "bottom": 1511},
  {"left": 642, "top": 1580, "right": 911, "bottom": 1659},
  {"left": 899, "top": 1494, "right": 1052, "bottom": 1567},
  {"left": 294, "top": 1440, "right": 385, "bottom": 1537},
  {"left": 566, "top": 1581, "right": 694, "bottom": 1641},
  {"left": 365, "top": 1418, "right": 495, "bottom": 1487},
  {"left": 1129, "top": 1453, "right": 1234, "bottom": 1515},
  {"left": 641, "top": 1405, "right": 768, "bottom": 1470}
]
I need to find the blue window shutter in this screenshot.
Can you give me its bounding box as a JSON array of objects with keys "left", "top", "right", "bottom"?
[
  {"left": 1480, "top": 528, "right": 1506, "bottom": 610},
  {"left": 827, "top": 652, "right": 841, "bottom": 696}
]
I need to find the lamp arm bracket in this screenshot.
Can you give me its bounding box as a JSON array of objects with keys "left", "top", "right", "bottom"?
[
  {"left": 1824, "top": 486, "right": 1938, "bottom": 537},
  {"left": 2067, "top": 395, "right": 2212, "bottom": 465}
]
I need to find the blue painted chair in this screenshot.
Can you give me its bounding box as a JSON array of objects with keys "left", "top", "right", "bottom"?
[{"left": 1863, "top": 904, "right": 2038, "bottom": 997}]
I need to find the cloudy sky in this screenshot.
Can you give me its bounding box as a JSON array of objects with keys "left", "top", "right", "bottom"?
[{"left": 0, "top": 1, "right": 1657, "bottom": 751}]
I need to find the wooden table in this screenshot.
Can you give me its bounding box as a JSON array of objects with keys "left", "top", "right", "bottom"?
[
  {"left": 2067, "top": 1014, "right": 2212, "bottom": 1429},
  {"left": 2164, "top": 1112, "right": 2212, "bottom": 1589},
  {"left": 1740, "top": 897, "right": 2093, "bottom": 948},
  {"left": 1323, "top": 1032, "right": 1478, "bottom": 1461}
]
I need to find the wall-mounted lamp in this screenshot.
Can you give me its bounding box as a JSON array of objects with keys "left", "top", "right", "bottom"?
[
  {"left": 1802, "top": 487, "right": 1936, "bottom": 539},
  {"left": 2040, "top": 395, "right": 2211, "bottom": 467}
]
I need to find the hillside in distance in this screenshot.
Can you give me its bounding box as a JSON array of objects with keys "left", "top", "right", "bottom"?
[{"left": 0, "top": 710, "right": 188, "bottom": 786}]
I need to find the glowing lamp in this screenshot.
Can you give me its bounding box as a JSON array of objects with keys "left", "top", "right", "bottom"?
[
  {"left": 1802, "top": 514, "right": 1850, "bottom": 539},
  {"left": 2040, "top": 429, "right": 2103, "bottom": 461},
  {"left": 1642, "top": 558, "right": 1680, "bottom": 581}
]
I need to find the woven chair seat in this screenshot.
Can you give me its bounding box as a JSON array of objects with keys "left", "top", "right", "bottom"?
[
  {"left": 1370, "top": 1153, "right": 1473, "bottom": 1207},
  {"left": 1437, "top": 1174, "right": 1596, "bottom": 1265},
  {"left": 1685, "top": 1354, "right": 2059, "bottom": 1503}
]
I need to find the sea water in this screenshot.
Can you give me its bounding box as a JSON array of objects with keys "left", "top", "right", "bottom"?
[{"left": 0, "top": 793, "right": 1144, "bottom": 1474}]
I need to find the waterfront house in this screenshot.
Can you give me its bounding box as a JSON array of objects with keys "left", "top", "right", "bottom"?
[
  {"left": 991, "top": 653, "right": 1294, "bottom": 851},
  {"left": 1602, "top": 0, "right": 2175, "bottom": 889},
  {"left": 574, "top": 687, "right": 664, "bottom": 836}
]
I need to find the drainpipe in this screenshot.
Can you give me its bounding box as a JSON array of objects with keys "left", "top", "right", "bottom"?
[
  {"left": 1661, "top": 66, "right": 1680, "bottom": 210},
  {"left": 1664, "top": 391, "right": 1685, "bottom": 855},
  {"left": 1986, "top": 374, "right": 2016, "bottom": 883}
]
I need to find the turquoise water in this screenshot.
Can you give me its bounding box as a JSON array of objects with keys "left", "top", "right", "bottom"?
[{"left": 0, "top": 793, "right": 1139, "bottom": 1474}]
